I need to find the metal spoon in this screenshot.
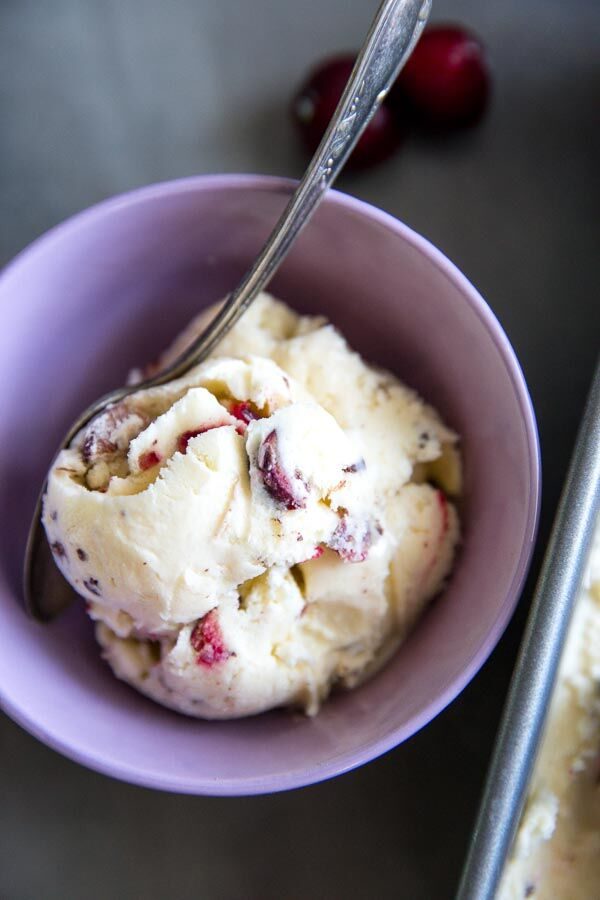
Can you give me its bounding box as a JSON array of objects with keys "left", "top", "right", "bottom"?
[{"left": 24, "top": 0, "right": 431, "bottom": 621}]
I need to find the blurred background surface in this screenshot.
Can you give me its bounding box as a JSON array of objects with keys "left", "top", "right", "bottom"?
[{"left": 1, "top": 1, "right": 598, "bottom": 897}]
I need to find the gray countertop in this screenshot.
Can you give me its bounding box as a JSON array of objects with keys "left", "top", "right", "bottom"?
[{"left": 1, "top": 2, "right": 598, "bottom": 898}]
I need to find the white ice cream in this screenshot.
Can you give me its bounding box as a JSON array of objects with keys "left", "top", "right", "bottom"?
[
  {"left": 43, "top": 293, "right": 461, "bottom": 718},
  {"left": 497, "top": 518, "right": 600, "bottom": 899}
]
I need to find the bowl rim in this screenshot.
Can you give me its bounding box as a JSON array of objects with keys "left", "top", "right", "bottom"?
[{"left": 0, "top": 173, "right": 541, "bottom": 795}]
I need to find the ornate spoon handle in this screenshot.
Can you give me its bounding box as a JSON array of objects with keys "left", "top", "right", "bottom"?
[{"left": 144, "top": 0, "right": 432, "bottom": 385}]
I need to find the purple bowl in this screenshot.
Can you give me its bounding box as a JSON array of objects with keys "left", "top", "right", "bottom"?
[{"left": 0, "top": 175, "right": 539, "bottom": 795}]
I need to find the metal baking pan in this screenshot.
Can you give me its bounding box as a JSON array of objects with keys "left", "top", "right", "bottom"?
[{"left": 456, "top": 360, "right": 600, "bottom": 900}]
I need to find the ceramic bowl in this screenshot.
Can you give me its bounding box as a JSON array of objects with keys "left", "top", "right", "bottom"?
[{"left": 0, "top": 175, "right": 540, "bottom": 794}]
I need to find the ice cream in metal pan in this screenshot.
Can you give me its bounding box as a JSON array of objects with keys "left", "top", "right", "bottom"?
[
  {"left": 457, "top": 362, "right": 599, "bottom": 900},
  {"left": 497, "top": 520, "right": 600, "bottom": 899}
]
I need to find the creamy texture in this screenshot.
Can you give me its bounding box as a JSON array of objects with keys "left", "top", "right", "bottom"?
[
  {"left": 497, "top": 519, "right": 600, "bottom": 899},
  {"left": 43, "top": 293, "right": 461, "bottom": 718}
]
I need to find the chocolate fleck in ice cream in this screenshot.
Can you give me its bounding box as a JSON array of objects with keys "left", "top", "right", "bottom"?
[{"left": 43, "top": 294, "right": 461, "bottom": 719}]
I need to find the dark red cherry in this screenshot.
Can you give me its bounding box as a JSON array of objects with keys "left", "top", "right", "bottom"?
[
  {"left": 390, "top": 25, "right": 490, "bottom": 131},
  {"left": 292, "top": 56, "right": 404, "bottom": 169}
]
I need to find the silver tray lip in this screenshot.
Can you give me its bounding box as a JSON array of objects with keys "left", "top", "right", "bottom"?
[{"left": 456, "top": 359, "right": 600, "bottom": 900}]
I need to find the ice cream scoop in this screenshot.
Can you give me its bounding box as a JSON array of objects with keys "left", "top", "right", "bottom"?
[
  {"left": 25, "top": 0, "right": 432, "bottom": 621},
  {"left": 43, "top": 295, "right": 461, "bottom": 718}
]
